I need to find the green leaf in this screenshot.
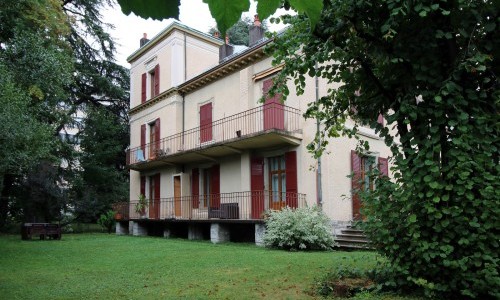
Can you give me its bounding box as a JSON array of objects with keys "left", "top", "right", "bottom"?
[
  {"left": 117, "top": 0, "right": 180, "bottom": 21},
  {"left": 289, "top": 0, "right": 324, "bottom": 29},
  {"left": 204, "top": 0, "right": 251, "bottom": 36},
  {"left": 408, "top": 214, "right": 417, "bottom": 223},
  {"left": 257, "top": 0, "right": 282, "bottom": 22}
]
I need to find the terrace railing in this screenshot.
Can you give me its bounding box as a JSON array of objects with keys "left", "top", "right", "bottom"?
[
  {"left": 117, "top": 191, "right": 307, "bottom": 221},
  {"left": 127, "top": 105, "right": 301, "bottom": 165}
]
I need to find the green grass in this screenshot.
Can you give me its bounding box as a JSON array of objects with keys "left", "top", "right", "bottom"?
[{"left": 0, "top": 234, "right": 421, "bottom": 299}]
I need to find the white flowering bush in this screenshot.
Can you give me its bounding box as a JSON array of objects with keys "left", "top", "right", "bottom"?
[{"left": 263, "top": 206, "right": 336, "bottom": 250}]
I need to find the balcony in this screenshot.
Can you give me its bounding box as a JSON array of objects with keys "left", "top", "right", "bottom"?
[
  {"left": 127, "top": 105, "right": 302, "bottom": 170},
  {"left": 113, "top": 191, "right": 307, "bottom": 222}
]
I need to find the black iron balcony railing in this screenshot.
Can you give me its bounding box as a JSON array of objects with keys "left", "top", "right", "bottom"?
[
  {"left": 126, "top": 104, "right": 302, "bottom": 165},
  {"left": 112, "top": 191, "right": 307, "bottom": 221}
]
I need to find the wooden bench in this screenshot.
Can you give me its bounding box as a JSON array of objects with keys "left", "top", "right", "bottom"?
[{"left": 21, "top": 223, "right": 61, "bottom": 240}]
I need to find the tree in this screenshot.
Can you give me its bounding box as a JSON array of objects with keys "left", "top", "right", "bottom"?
[
  {"left": 0, "top": 0, "right": 74, "bottom": 227},
  {"left": 209, "top": 16, "right": 268, "bottom": 46},
  {"left": 71, "top": 105, "right": 129, "bottom": 222},
  {"left": 0, "top": 0, "right": 130, "bottom": 228},
  {"left": 267, "top": 1, "right": 498, "bottom": 298}
]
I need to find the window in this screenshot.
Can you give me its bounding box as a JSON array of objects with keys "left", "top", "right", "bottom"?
[
  {"left": 202, "top": 168, "right": 211, "bottom": 208},
  {"left": 268, "top": 155, "right": 286, "bottom": 209},
  {"left": 361, "top": 155, "right": 377, "bottom": 191},
  {"left": 351, "top": 150, "right": 389, "bottom": 219},
  {"left": 141, "top": 64, "right": 160, "bottom": 103},
  {"left": 192, "top": 165, "right": 220, "bottom": 209},
  {"left": 141, "top": 119, "right": 160, "bottom": 160}
]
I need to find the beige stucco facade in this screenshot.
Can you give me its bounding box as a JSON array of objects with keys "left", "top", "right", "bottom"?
[{"left": 125, "top": 21, "right": 393, "bottom": 228}]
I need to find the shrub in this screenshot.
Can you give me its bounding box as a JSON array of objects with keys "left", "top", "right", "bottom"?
[
  {"left": 97, "top": 210, "right": 116, "bottom": 234},
  {"left": 314, "top": 266, "right": 374, "bottom": 298},
  {"left": 263, "top": 206, "right": 335, "bottom": 250}
]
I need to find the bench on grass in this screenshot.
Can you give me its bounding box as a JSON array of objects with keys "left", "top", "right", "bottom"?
[{"left": 21, "top": 223, "right": 61, "bottom": 240}]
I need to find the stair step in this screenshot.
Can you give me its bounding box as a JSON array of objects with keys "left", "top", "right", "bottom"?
[
  {"left": 335, "top": 243, "right": 372, "bottom": 250},
  {"left": 334, "top": 238, "right": 369, "bottom": 244},
  {"left": 341, "top": 229, "right": 365, "bottom": 235},
  {"left": 336, "top": 233, "right": 367, "bottom": 238}
]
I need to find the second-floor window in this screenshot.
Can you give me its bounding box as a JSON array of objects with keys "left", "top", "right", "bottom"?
[
  {"left": 140, "top": 118, "right": 160, "bottom": 160},
  {"left": 200, "top": 102, "right": 213, "bottom": 143},
  {"left": 262, "top": 78, "right": 284, "bottom": 130},
  {"left": 141, "top": 64, "right": 160, "bottom": 103}
]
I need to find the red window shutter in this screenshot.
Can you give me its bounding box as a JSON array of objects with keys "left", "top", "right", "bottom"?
[
  {"left": 211, "top": 165, "right": 220, "bottom": 208},
  {"left": 154, "top": 118, "right": 160, "bottom": 154},
  {"left": 263, "top": 78, "right": 284, "bottom": 130},
  {"left": 262, "top": 78, "right": 272, "bottom": 96},
  {"left": 191, "top": 169, "right": 199, "bottom": 209},
  {"left": 378, "top": 157, "right": 389, "bottom": 177},
  {"left": 200, "top": 103, "right": 213, "bottom": 143},
  {"left": 377, "top": 113, "right": 384, "bottom": 126},
  {"left": 285, "top": 151, "right": 298, "bottom": 208},
  {"left": 140, "top": 176, "right": 146, "bottom": 196},
  {"left": 140, "top": 124, "right": 146, "bottom": 154},
  {"left": 250, "top": 157, "right": 264, "bottom": 219},
  {"left": 154, "top": 174, "right": 161, "bottom": 200},
  {"left": 351, "top": 150, "right": 362, "bottom": 219},
  {"left": 154, "top": 65, "right": 160, "bottom": 96},
  {"left": 141, "top": 73, "right": 147, "bottom": 103}
]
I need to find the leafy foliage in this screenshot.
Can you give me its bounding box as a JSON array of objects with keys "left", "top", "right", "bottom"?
[
  {"left": 269, "top": 0, "right": 499, "bottom": 298},
  {"left": 314, "top": 265, "right": 374, "bottom": 298},
  {"left": 71, "top": 106, "right": 129, "bottom": 222},
  {"left": 117, "top": 0, "right": 323, "bottom": 36},
  {"left": 97, "top": 210, "right": 116, "bottom": 234},
  {"left": 0, "top": 0, "right": 130, "bottom": 228},
  {"left": 263, "top": 206, "right": 335, "bottom": 250},
  {"left": 209, "top": 16, "right": 268, "bottom": 46}
]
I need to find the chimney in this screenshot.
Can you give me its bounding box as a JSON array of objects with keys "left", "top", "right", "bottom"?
[
  {"left": 213, "top": 31, "right": 220, "bottom": 39},
  {"left": 140, "top": 33, "right": 149, "bottom": 47},
  {"left": 219, "top": 33, "right": 234, "bottom": 61},
  {"left": 249, "top": 14, "right": 264, "bottom": 47}
]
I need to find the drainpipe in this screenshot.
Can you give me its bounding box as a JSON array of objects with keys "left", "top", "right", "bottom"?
[
  {"left": 315, "top": 63, "right": 323, "bottom": 208},
  {"left": 181, "top": 33, "right": 187, "bottom": 149}
]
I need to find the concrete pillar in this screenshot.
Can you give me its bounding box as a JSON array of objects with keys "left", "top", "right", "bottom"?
[
  {"left": 188, "top": 224, "right": 204, "bottom": 240},
  {"left": 210, "top": 223, "right": 230, "bottom": 243},
  {"left": 116, "top": 222, "right": 128, "bottom": 235},
  {"left": 129, "top": 221, "right": 135, "bottom": 235},
  {"left": 163, "top": 228, "right": 171, "bottom": 238},
  {"left": 133, "top": 222, "right": 147, "bottom": 236},
  {"left": 255, "top": 223, "right": 266, "bottom": 246}
]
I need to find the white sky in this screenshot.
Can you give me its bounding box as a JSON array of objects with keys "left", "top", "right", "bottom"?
[{"left": 103, "top": 0, "right": 289, "bottom": 67}]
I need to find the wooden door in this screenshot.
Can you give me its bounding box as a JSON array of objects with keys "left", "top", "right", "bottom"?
[
  {"left": 251, "top": 157, "right": 264, "bottom": 219},
  {"left": 174, "top": 175, "right": 182, "bottom": 217},
  {"left": 149, "top": 174, "right": 160, "bottom": 219}
]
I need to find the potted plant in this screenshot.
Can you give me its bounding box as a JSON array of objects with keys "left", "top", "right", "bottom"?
[{"left": 135, "top": 194, "right": 148, "bottom": 218}]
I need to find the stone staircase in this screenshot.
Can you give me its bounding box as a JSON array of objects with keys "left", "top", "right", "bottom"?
[{"left": 334, "top": 227, "right": 372, "bottom": 250}]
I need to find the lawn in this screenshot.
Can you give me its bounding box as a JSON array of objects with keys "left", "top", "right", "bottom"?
[{"left": 0, "top": 234, "right": 420, "bottom": 299}]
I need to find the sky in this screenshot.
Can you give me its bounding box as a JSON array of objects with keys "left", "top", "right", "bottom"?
[{"left": 103, "top": 0, "right": 289, "bottom": 67}]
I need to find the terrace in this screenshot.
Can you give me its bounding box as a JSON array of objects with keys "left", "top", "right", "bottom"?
[
  {"left": 126, "top": 104, "right": 302, "bottom": 170},
  {"left": 113, "top": 191, "right": 307, "bottom": 222}
]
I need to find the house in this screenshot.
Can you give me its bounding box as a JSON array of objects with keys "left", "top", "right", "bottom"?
[{"left": 114, "top": 18, "right": 392, "bottom": 244}]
